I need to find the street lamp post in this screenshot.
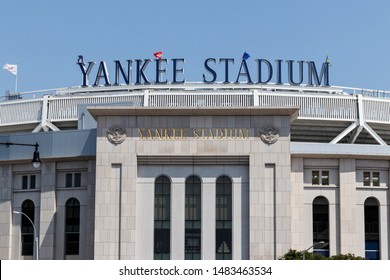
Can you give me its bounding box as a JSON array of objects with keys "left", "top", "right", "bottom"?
[
  {"left": 302, "top": 241, "right": 325, "bottom": 260},
  {"left": 4, "top": 141, "right": 41, "bottom": 259},
  {"left": 13, "top": 210, "right": 39, "bottom": 260},
  {"left": 0, "top": 142, "right": 41, "bottom": 168}
]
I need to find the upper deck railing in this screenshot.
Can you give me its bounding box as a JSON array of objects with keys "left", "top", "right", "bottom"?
[{"left": 1, "top": 83, "right": 390, "bottom": 131}]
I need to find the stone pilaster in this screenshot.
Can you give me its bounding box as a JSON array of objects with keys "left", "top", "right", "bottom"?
[
  {"left": 0, "top": 165, "right": 12, "bottom": 259},
  {"left": 39, "top": 162, "right": 57, "bottom": 259},
  {"left": 339, "top": 158, "right": 358, "bottom": 255}
]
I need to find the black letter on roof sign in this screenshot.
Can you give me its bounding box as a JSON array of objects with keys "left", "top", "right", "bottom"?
[
  {"left": 307, "top": 61, "right": 330, "bottom": 86},
  {"left": 172, "top": 59, "right": 185, "bottom": 84},
  {"left": 256, "top": 59, "right": 273, "bottom": 84},
  {"left": 93, "top": 61, "right": 111, "bottom": 87},
  {"left": 275, "top": 59, "right": 283, "bottom": 85},
  {"left": 219, "top": 58, "right": 234, "bottom": 83},
  {"left": 114, "top": 60, "right": 132, "bottom": 86},
  {"left": 78, "top": 61, "right": 95, "bottom": 87},
  {"left": 135, "top": 59, "right": 151, "bottom": 85},
  {"left": 202, "top": 58, "right": 217, "bottom": 83},
  {"left": 287, "top": 60, "right": 304, "bottom": 86},
  {"left": 235, "top": 59, "right": 253, "bottom": 84},
  {"left": 155, "top": 59, "right": 168, "bottom": 84}
]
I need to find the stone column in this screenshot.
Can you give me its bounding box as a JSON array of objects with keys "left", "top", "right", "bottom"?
[
  {"left": 339, "top": 158, "right": 358, "bottom": 255},
  {"left": 329, "top": 200, "right": 339, "bottom": 256},
  {"left": 0, "top": 166, "right": 12, "bottom": 259},
  {"left": 39, "top": 162, "right": 57, "bottom": 259},
  {"left": 290, "top": 157, "right": 305, "bottom": 251},
  {"left": 85, "top": 160, "right": 96, "bottom": 259},
  {"left": 171, "top": 177, "right": 185, "bottom": 259},
  {"left": 202, "top": 177, "right": 215, "bottom": 259}
]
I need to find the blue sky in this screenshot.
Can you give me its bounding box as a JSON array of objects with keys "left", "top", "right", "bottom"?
[{"left": 1, "top": 0, "right": 390, "bottom": 95}]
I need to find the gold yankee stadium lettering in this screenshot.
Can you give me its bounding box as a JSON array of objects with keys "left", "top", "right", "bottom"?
[{"left": 137, "top": 128, "right": 249, "bottom": 140}]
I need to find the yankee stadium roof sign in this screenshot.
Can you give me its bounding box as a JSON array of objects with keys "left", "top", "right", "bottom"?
[{"left": 77, "top": 55, "right": 330, "bottom": 87}]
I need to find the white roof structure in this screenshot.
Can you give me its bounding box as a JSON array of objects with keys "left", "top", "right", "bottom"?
[{"left": 1, "top": 83, "right": 390, "bottom": 145}]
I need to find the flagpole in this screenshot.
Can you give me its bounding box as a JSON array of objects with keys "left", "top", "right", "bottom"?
[{"left": 15, "top": 73, "right": 18, "bottom": 93}]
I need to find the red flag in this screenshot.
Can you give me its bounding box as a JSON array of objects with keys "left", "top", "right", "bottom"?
[{"left": 154, "top": 51, "right": 163, "bottom": 60}]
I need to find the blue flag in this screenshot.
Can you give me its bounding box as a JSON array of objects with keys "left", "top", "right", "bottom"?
[{"left": 242, "top": 51, "right": 250, "bottom": 60}]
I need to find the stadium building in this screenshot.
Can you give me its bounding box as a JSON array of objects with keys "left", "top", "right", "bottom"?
[{"left": 1, "top": 57, "right": 390, "bottom": 260}]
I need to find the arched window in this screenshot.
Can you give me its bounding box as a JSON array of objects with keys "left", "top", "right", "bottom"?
[
  {"left": 185, "top": 175, "right": 201, "bottom": 260},
  {"left": 312, "top": 196, "right": 329, "bottom": 257},
  {"left": 216, "top": 175, "right": 232, "bottom": 260},
  {"left": 364, "top": 197, "right": 380, "bottom": 260},
  {"left": 65, "top": 198, "right": 80, "bottom": 256},
  {"left": 21, "top": 200, "right": 35, "bottom": 256},
  {"left": 154, "top": 175, "right": 171, "bottom": 260}
]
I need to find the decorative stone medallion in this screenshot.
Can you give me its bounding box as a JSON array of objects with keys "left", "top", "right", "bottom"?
[
  {"left": 107, "top": 125, "right": 126, "bottom": 145},
  {"left": 260, "top": 126, "right": 279, "bottom": 145}
]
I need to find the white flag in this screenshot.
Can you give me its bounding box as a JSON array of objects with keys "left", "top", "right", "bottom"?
[{"left": 3, "top": 64, "right": 17, "bottom": 75}]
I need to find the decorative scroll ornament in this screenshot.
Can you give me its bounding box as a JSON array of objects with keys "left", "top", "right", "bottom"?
[
  {"left": 107, "top": 125, "right": 126, "bottom": 145},
  {"left": 260, "top": 126, "right": 279, "bottom": 145}
]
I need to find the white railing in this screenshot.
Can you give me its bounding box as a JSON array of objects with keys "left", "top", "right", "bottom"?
[
  {"left": 3, "top": 84, "right": 390, "bottom": 130},
  {"left": 0, "top": 98, "right": 43, "bottom": 125},
  {"left": 336, "top": 86, "right": 390, "bottom": 99},
  {"left": 149, "top": 92, "right": 252, "bottom": 107},
  {"left": 47, "top": 93, "right": 144, "bottom": 121},
  {"left": 258, "top": 92, "right": 357, "bottom": 121},
  {"left": 363, "top": 98, "right": 390, "bottom": 123}
]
